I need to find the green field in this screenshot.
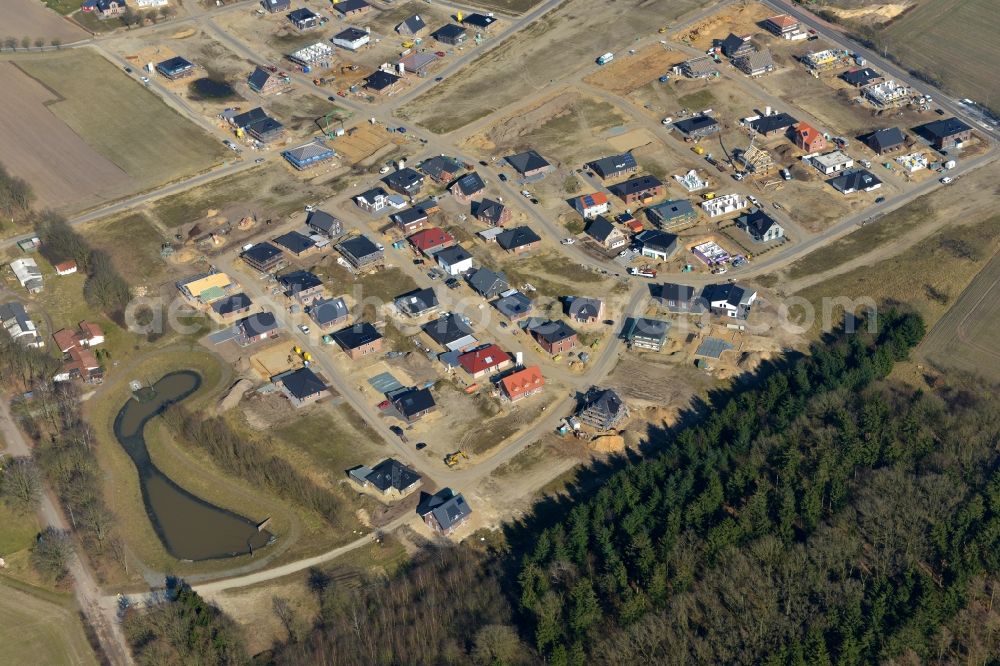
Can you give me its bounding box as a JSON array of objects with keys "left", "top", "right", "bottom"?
[
  {"left": 883, "top": 0, "right": 1000, "bottom": 105},
  {"left": 0, "top": 578, "right": 98, "bottom": 666},
  {"left": 18, "top": 51, "right": 227, "bottom": 191},
  {"left": 270, "top": 404, "right": 382, "bottom": 483}
]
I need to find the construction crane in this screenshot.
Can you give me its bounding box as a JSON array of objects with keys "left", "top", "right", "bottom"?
[{"left": 320, "top": 110, "right": 345, "bottom": 139}]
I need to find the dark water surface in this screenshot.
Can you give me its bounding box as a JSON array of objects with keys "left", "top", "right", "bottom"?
[
  {"left": 188, "top": 77, "right": 237, "bottom": 100},
  {"left": 113, "top": 371, "right": 273, "bottom": 560}
]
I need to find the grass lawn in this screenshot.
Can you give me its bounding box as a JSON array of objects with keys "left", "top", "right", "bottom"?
[
  {"left": 81, "top": 212, "right": 166, "bottom": 285},
  {"left": 0, "top": 502, "right": 39, "bottom": 555},
  {"left": 0, "top": 578, "right": 98, "bottom": 666},
  {"left": 501, "top": 251, "right": 606, "bottom": 299},
  {"left": 40, "top": 0, "right": 80, "bottom": 14},
  {"left": 270, "top": 403, "right": 381, "bottom": 484},
  {"left": 677, "top": 89, "right": 717, "bottom": 111},
  {"left": 18, "top": 51, "right": 226, "bottom": 189},
  {"left": 357, "top": 267, "right": 418, "bottom": 304}
]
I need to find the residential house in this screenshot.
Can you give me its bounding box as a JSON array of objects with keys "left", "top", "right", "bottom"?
[
  {"left": 212, "top": 293, "right": 253, "bottom": 320},
  {"left": 505, "top": 150, "right": 552, "bottom": 178},
  {"left": 646, "top": 200, "right": 696, "bottom": 228},
  {"left": 588, "top": 153, "right": 637, "bottom": 180},
  {"left": 176, "top": 271, "right": 235, "bottom": 305},
  {"left": 54, "top": 261, "right": 77, "bottom": 276},
  {"left": 355, "top": 186, "right": 392, "bottom": 214},
  {"left": 436, "top": 245, "right": 474, "bottom": 276},
  {"left": 734, "top": 49, "right": 775, "bottom": 76},
  {"left": 609, "top": 175, "right": 666, "bottom": 205},
  {"left": 702, "top": 283, "right": 757, "bottom": 319},
  {"left": 863, "top": 127, "right": 907, "bottom": 155},
  {"left": 0, "top": 302, "right": 43, "bottom": 347},
  {"left": 242, "top": 243, "right": 283, "bottom": 273},
  {"left": 840, "top": 67, "right": 883, "bottom": 88},
  {"left": 332, "top": 322, "right": 383, "bottom": 359},
  {"left": 393, "top": 387, "right": 436, "bottom": 422},
  {"left": 458, "top": 344, "right": 513, "bottom": 379},
  {"left": 433, "top": 24, "right": 467, "bottom": 45},
  {"left": 498, "top": 365, "right": 544, "bottom": 402},
  {"left": 528, "top": 319, "right": 578, "bottom": 355},
  {"left": 231, "top": 107, "right": 284, "bottom": 143},
  {"left": 678, "top": 55, "right": 720, "bottom": 79},
  {"left": 419, "top": 155, "right": 463, "bottom": 183},
  {"left": 623, "top": 317, "right": 670, "bottom": 351},
  {"left": 493, "top": 291, "right": 532, "bottom": 321},
  {"left": 578, "top": 388, "right": 628, "bottom": 430},
  {"left": 350, "top": 459, "right": 421, "bottom": 498},
  {"left": 273, "top": 367, "right": 328, "bottom": 407},
  {"left": 585, "top": 216, "right": 627, "bottom": 250},
  {"left": 449, "top": 172, "right": 486, "bottom": 204},
  {"left": 53, "top": 345, "right": 102, "bottom": 383},
  {"left": 288, "top": 7, "right": 320, "bottom": 30},
  {"left": 337, "top": 235, "right": 384, "bottom": 269},
  {"left": 237, "top": 312, "right": 279, "bottom": 345},
  {"left": 396, "top": 14, "right": 427, "bottom": 36},
  {"left": 277, "top": 270, "right": 324, "bottom": 303},
  {"left": 52, "top": 322, "right": 104, "bottom": 353},
  {"left": 308, "top": 297, "right": 349, "bottom": 330},
  {"left": 282, "top": 140, "right": 336, "bottom": 170},
  {"left": 364, "top": 70, "right": 401, "bottom": 94},
  {"left": 720, "top": 33, "right": 755, "bottom": 58},
  {"left": 260, "top": 0, "right": 289, "bottom": 13},
  {"left": 395, "top": 288, "right": 439, "bottom": 318},
  {"left": 306, "top": 210, "right": 344, "bottom": 237},
  {"left": 810, "top": 150, "right": 854, "bottom": 175},
  {"left": 735, "top": 208, "right": 785, "bottom": 242},
  {"left": 383, "top": 167, "right": 425, "bottom": 197},
  {"left": 496, "top": 226, "right": 542, "bottom": 254},
  {"left": 9, "top": 258, "right": 42, "bottom": 293},
  {"left": 408, "top": 227, "right": 454, "bottom": 256},
  {"left": 652, "top": 283, "right": 701, "bottom": 314},
  {"left": 273, "top": 231, "right": 318, "bottom": 257},
  {"left": 635, "top": 229, "right": 678, "bottom": 260},
  {"left": 700, "top": 193, "right": 748, "bottom": 218},
  {"left": 763, "top": 14, "right": 799, "bottom": 36},
  {"left": 917, "top": 118, "right": 973, "bottom": 150},
  {"left": 575, "top": 192, "right": 610, "bottom": 219},
  {"left": 94, "top": 0, "right": 126, "bottom": 18},
  {"left": 462, "top": 13, "right": 497, "bottom": 30},
  {"left": 863, "top": 80, "right": 910, "bottom": 108},
  {"left": 472, "top": 199, "right": 511, "bottom": 226},
  {"left": 332, "top": 0, "right": 370, "bottom": 17},
  {"left": 792, "top": 122, "right": 827, "bottom": 152},
  {"left": 333, "top": 27, "right": 370, "bottom": 51},
  {"left": 423, "top": 313, "right": 476, "bottom": 351},
  {"left": 155, "top": 56, "right": 194, "bottom": 80},
  {"left": 673, "top": 115, "right": 721, "bottom": 139},
  {"left": 749, "top": 112, "right": 798, "bottom": 137},
  {"left": 828, "top": 169, "right": 883, "bottom": 194},
  {"left": 391, "top": 207, "right": 429, "bottom": 234},
  {"left": 248, "top": 66, "right": 285, "bottom": 95},
  {"left": 467, "top": 268, "right": 509, "bottom": 299},
  {"left": 418, "top": 488, "right": 472, "bottom": 535},
  {"left": 566, "top": 297, "right": 604, "bottom": 324}
]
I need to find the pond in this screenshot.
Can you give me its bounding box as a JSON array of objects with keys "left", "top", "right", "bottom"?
[
  {"left": 113, "top": 371, "right": 273, "bottom": 561},
  {"left": 188, "top": 77, "right": 237, "bottom": 100}
]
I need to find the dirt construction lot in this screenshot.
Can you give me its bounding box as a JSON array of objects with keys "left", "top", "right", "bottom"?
[
  {"left": 2, "top": 50, "right": 227, "bottom": 212},
  {"left": 0, "top": 0, "right": 89, "bottom": 44}
]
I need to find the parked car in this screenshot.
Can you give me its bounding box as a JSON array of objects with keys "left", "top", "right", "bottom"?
[
  {"left": 379, "top": 165, "right": 391, "bottom": 174},
  {"left": 377, "top": 400, "right": 391, "bottom": 410},
  {"left": 530, "top": 198, "right": 539, "bottom": 205},
  {"left": 498, "top": 173, "right": 507, "bottom": 182},
  {"left": 940, "top": 176, "right": 953, "bottom": 184},
  {"left": 561, "top": 238, "right": 576, "bottom": 245},
  {"left": 435, "top": 51, "right": 446, "bottom": 58},
  {"left": 434, "top": 77, "right": 443, "bottom": 82},
  {"left": 415, "top": 442, "right": 427, "bottom": 450},
  {"left": 413, "top": 258, "right": 425, "bottom": 265},
  {"left": 328, "top": 95, "right": 336, "bottom": 102},
  {"left": 747, "top": 194, "right": 760, "bottom": 207},
  {"left": 299, "top": 324, "right": 310, "bottom": 334},
  {"left": 140, "top": 76, "right": 150, "bottom": 84},
  {"left": 773, "top": 202, "right": 783, "bottom": 210},
  {"left": 520, "top": 189, "right": 531, "bottom": 198},
  {"left": 875, "top": 196, "right": 885, "bottom": 203},
  {"left": 780, "top": 168, "right": 792, "bottom": 181},
  {"left": 390, "top": 425, "right": 405, "bottom": 438},
  {"left": 427, "top": 271, "right": 438, "bottom": 280},
  {"left": 479, "top": 160, "right": 488, "bottom": 166},
  {"left": 124, "top": 66, "right": 133, "bottom": 73}
]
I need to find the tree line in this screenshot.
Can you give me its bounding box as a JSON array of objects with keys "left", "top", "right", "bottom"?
[{"left": 0, "top": 162, "right": 34, "bottom": 225}]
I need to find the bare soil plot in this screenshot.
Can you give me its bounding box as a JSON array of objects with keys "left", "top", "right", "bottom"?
[
  {"left": 13, "top": 50, "right": 227, "bottom": 211},
  {"left": 583, "top": 45, "right": 687, "bottom": 96},
  {"left": 0, "top": 580, "right": 98, "bottom": 666},
  {"left": 0, "top": 62, "right": 132, "bottom": 211},
  {"left": 678, "top": 1, "right": 774, "bottom": 49},
  {"left": 404, "top": 0, "right": 710, "bottom": 133},
  {"left": 461, "top": 0, "right": 543, "bottom": 13},
  {"left": 352, "top": 1, "right": 455, "bottom": 36},
  {"left": 0, "top": 0, "right": 89, "bottom": 42}
]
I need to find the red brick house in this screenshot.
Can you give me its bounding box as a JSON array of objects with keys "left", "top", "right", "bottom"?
[
  {"left": 498, "top": 365, "right": 545, "bottom": 402},
  {"left": 792, "top": 122, "right": 827, "bottom": 153},
  {"left": 457, "top": 344, "right": 513, "bottom": 379},
  {"left": 529, "top": 320, "right": 578, "bottom": 355}
]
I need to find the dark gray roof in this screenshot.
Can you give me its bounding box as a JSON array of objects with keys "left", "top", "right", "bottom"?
[
  {"left": 529, "top": 319, "right": 577, "bottom": 344},
  {"left": 585, "top": 216, "right": 617, "bottom": 242},
  {"left": 635, "top": 229, "right": 677, "bottom": 252},
  {"left": 277, "top": 269, "right": 322, "bottom": 293},
  {"left": 467, "top": 267, "right": 508, "bottom": 298},
  {"left": 418, "top": 488, "right": 472, "bottom": 530},
  {"left": 391, "top": 207, "right": 429, "bottom": 227},
  {"left": 248, "top": 66, "right": 273, "bottom": 89},
  {"left": 865, "top": 127, "right": 907, "bottom": 152},
  {"left": 433, "top": 24, "right": 467, "bottom": 40},
  {"left": 568, "top": 297, "right": 602, "bottom": 320},
  {"left": 585, "top": 388, "right": 626, "bottom": 420},
  {"left": 212, "top": 293, "right": 253, "bottom": 315},
  {"left": 364, "top": 459, "right": 421, "bottom": 492},
  {"left": 365, "top": 70, "right": 401, "bottom": 91},
  {"left": 505, "top": 150, "right": 550, "bottom": 174},
  {"left": 420, "top": 155, "right": 463, "bottom": 179},
  {"left": 472, "top": 198, "right": 507, "bottom": 224},
  {"left": 333, "top": 321, "right": 382, "bottom": 349},
  {"left": 240, "top": 311, "right": 278, "bottom": 337},
  {"left": 919, "top": 117, "right": 972, "bottom": 139},
  {"left": 338, "top": 235, "right": 382, "bottom": 261},
  {"left": 840, "top": 67, "right": 881, "bottom": 86},
  {"left": 720, "top": 33, "right": 751, "bottom": 56},
  {"left": 309, "top": 297, "right": 348, "bottom": 325},
  {"left": 702, "top": 283, "right": 754, "bottom": 308},
  {"left": 393, "top": 387, "right": 435, "bottom": 418},
  {"left": 451, "top": 171, "right": 486, "bottom": 196},
  {"left": 156, "top": 56, "right": 193, "bottom": 75},
  {"left": 494, "top": 291, "right": 532, "bottom": 318},
  {"left": 242, "top": 242, "right": 282, "bottom": 264},
  {"left": 383, "top": 167, "right": 425, "bottom": 192},
  {"left": 735, "top": 208, "right": 780, "bottom": 237},
  {"left": 654, "top": 283, "right": 697, "bottom": 303},
  {"left": 496, "top": 226, "right": 541, "bottom": 251},
  {"left": 610, "top": 175, "right": 663, "bottom": 197},
  {"left": 673, "top": 115, "right": 719, "bottom": 135},
  {"left": 232, "top": 107, "right": 268, "bottom": 129},
  {"left": 748, "top": 112, "right": 797, "bottom": 135},
  {"left": 828, "top": 168, "right": 883, "bottom": 193},
  {"left": 307, "top": 210, "right": 342, "bottom": 235},
  {"left": 436, "top": 245, "right": 472, "bottom": 266},
  {"left": 647, "top": 199, "right": 695, "bottom": 222},
  {"left": 423, "top": 313, "right": 473, "bottom": 346},
  {"left": 462, "top": 13, "right": 497, "bottom": 28},
  {"left": 398, "top": 14, "right": 426, "bottom": 33},
  {"left": 395, "top": 288, "right": 438, "bottom": 316},
  {"left": 273, "top": 231, "right": 316, "bottom": 254},
  {"left": 335, "top": 27, "right": 369, "bottom": 41},
  {"left": 288, "top": 7, "right": 318, "bottom": 21},
  {"left": 625, "top": 317, "right": 669, "bottom": 341},
  {"left": 0, "top": 301, "right": 28, "bottom": 322},
  {"left": 357, "top": 186, "right": 388, "bottom": 204},
  {"left": 589, "top": 153, "right": 637, "bottom": 177},
  {"left": 279, "top": 366, "right": 325, "bottom": 400},
  {"left": 333, "top": 0, "right": 369, "bottom": 14}
]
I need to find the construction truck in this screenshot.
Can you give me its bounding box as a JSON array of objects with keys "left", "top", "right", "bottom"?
[{"left": 444, "top": 451, "right": 469, "bottom": 467}]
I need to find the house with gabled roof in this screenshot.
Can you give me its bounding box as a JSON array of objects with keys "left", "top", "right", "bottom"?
[
  {"left": 307, "top": 210, "right": 344, "bottom": 237},
  {"left": 652, "top": 283, "right": 701, "bottom": 314},
  {"left": 863, "top": 127, "right": 908, "bottom": 155},
  {"left": 396, "top": 14, "right": 427, "bottom": 36},
  {"left": 383, "top": 167, "right": 425, "bottom": 197},
  {"left": 828, "top": 169, "right": 883, "bottom": 194},
  {"left": 635, "top": 230, "right": 678, "bottom": 260},
  {"left": 916, "top": 117, "right": 973, "bottom": 150},
  {"left": 248, "top": 66, "right": 285, "bottom": 95},
  {"left": 575, "top": 192, "right": 610, "bottom": 219},
  {"left": 408, "top": 227, "right": 454, "bottom": 256},
  {"left": 735, "top": 208, "right": 784, "bottom": 243},
  {"left": 419, "top": 155, "right": 464, "bottom": 182},
  {"left": 673, "top": 115, "right": 720, "bottom": 139},
  {"left": 588, "top": 153, "right": 637, "bottom": 180},
  {"left": 528, "top": 319, "right": 578, "bottom": 355},
  {"left": 792, "top": 122, "right": 827, "bottom": 152},
  {"left": 496, "top": 226, "right": 541, "bottom": 254},
  {"left": 720, "top": 33, "right": 755, "bottom": 58},
  {"left": 390, "top": 207, "right": 429, "bottom": 234},
  {"left": 505, "top": 150, "right": 552, "bottom": 178},
  {"left": 498, "top": 365, "right": 545, "bottom": 402},
  {"left": 840, "top": 67, "right": 883, "bottom": 88},
  {"left": 472, "top": 198, "right": 511, "bottom": 227},
  {"left": 332, "top": 0, "right": 371, "bottom": 16},
  {"left": 609, "top": 175, "right": 666, "bottom": 204},
  {"left": 212, "top": 293, "right": 253, "bottom": 320},
  {"left": 332, "top": 322, "right": 383, "bottom": 359},
  {"left": 458, "top": 344, "right": 513, "bottom": 379},
  {"left": 702, "top": 283, "right": 757, "bottom": 319},
  {"left": 467, "top": 268, "right": 509, "bottom": 299},
  {"left": 585, "top": 216, "right": 627, "bottom": 250},
  {"left": 578, "top": 388, "right": 628, "bottom": 430},
  {"left": 237, "top": 311, "right": 279, "bottom": 345},
  {"left": 418, "top": 488, "right": 472, "bottom": 535},
  {"left": 749, "top": 112, "right": 798, "bottom": 137},
  {"left": 277, "top": 270, "right": 324, "bottom": 303},
  {"left": 449, "top": 172, "right": 486, "bottom": 203},
  {"left": 393, "top": 387, "right": 436, "bottom": 422}
]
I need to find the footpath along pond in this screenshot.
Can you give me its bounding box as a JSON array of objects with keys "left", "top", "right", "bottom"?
[{"left": 113, "top": 371, "right": 273, "bottom": 560}]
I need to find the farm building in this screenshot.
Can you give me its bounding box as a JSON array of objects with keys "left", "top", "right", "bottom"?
[
  {"left": 248, "top": 67, "right": 286, "bottom": 95},
  {"left": 763, "top": 14, "right": 799, "bottom": 36},
  {"left": 54, "top": 261, "right": 78, "bottom": 276},
  {"left": 282, "top": 140, "right": 336, "bottom": 170},
  {"left": 863, "top": 127, "right": 908, "bottom": 155},
  {"left": 916, "top": 118, "right": 973, "bottom": 150},
  {"left": 9, "top": 258, "right": 43, "bottom": 293},
  {"left": 498, "top": 366, "right": 544, "bottom": 402},
  {"left": 433, "top": 24, "right": 467, "bottom": 46},
  {"left": 472, "top": 199, "right": 511, "bottom": 227},
  {"left": 241, "top": 243, "right": 283, "bottom": 273},
  {"left": 273, "top": 367, "right": 328, "bottom": 408},
  {"left": 350, "top": 459, "right": 421, "bottom": 498},
  {"left": 623, "top": 317, "right": 670, "bottom": 351},
  {"left": 585, "top": 216, "right": 627, "bottom": 250},
  {"left": 735, "top": 208, "right": 785, "bottom": 243},
  {"left": 396, "top": 14, "right": 427, "bottom": 36},
  {"left": 364, "top": 70, "right": 402, "bottom": 94},
  {"left": 505, "top": 150, "right": 552, "bottom": 178},
  {"left": 828, "top": 169, "right": 883, "bottom": 194},
  {"left": 333, "top": 27, "right": 370, "bottom": 51},
  {"left": 332, "top": 322, "right": 383, "bottom": 359},
  {"left": 288, "top": 7, "right": 321, "bottom": 30},
  {"left": 496, "top": 226, "right": 541, "bottom": 254},
  {"left": 792, "top": 122, "right": 826, "bottom": 152},
  {"left": 155, "top": 56, "right": 194, "bottom": 80},
  {"left": 588, "top": 153, "right": 637, "bottom": 180},
  {"left": 677, "top": 55, "right": 720, "bottom": 79},
  {"left": 0, "top": 302, "right": 43, "bottom": 348},
  {"left": 673, "top": 115, "right": 720, "bottom": 138},
  {"left": 528, "top": 319, "right": 578, "bottom": 355},
  {"left": 337, "top": 235, "right": 384, "bottom": 269},
  {"left": 418, "top": 488, "right": 472, "bottom": 535},
  {"left": 748, "top": 112, "right": 797, "bottom": 137},
  {"left": 578, "top": 388, "right": 628, "bottom": 431},
  {"left": 332, "top": 0, "right": 370, "bottom": 17},
  {"left": 609, "top": 175, "right": 665, "bottom": 205},
  {"left": 647, "top": 200, "right": 696, "bottom": 228},
  {"left": 635, "top": 230, "right": 678, "bottom": 260}
]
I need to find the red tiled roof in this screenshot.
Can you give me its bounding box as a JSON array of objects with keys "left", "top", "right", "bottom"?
[
  {"left": 795, "top": 122, "right": 822, "bottom": 142},
  {"left": 52, "top": 328, "right": 78, "bottom": 353},
  {"left": 408, "top": 227, "right": 455, "bottom": 252},
  {"left": 577, "top": 192, "right": 608, "bottom": 208},
  {"left": 499, "top": 365, "right": 545, "bottom": 399},
  {"left": 54, "top": 260, "right": 77, "bottom": 273},
  {"left": 79, "top": 321, "right": 104, "bottom": 340},
  {"left": 458, "top": 344, "right": 512, "bottom": 375},
  {"left": 767, "top": 14, "right": 797, "bottom": 28},
  {"left": 625, "top": 219, "right": 644, "bottom": 233}
]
